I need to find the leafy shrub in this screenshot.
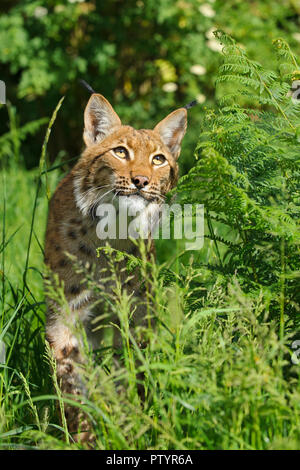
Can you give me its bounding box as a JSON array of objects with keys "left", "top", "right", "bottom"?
[
  {"left": 0, "top": 10, "right": 299, "bottom": 449},
  {"left": 2, "top": 0, "right": 300, "bottom": 170},
  {"left": 172, "top": 33, "right": 300, "bottom": 332}
]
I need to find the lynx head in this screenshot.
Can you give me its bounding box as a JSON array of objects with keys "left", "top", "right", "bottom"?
[{"left": 74, "top": 93, "right": 187, "bottom": 217}]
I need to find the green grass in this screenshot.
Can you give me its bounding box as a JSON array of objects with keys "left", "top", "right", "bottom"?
[
  {"left": 0, "top": 163, "right": 299, "bottom": 450},
  {"left": 1, "top": 33, "right": 300, "bottom": 448}
]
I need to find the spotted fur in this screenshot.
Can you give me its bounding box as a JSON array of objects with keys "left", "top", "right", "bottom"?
[{"left": 44, "top": 93, "right": 187, "bottom": 443}]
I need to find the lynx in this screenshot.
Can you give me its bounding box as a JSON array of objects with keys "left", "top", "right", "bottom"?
[{"left": 44, "top": 92, "right": 187, "bottom": 441}]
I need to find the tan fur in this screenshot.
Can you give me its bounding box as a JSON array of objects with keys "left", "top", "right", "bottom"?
[{"left": 44, "top": 94, "right": 187, "bottom": 443}]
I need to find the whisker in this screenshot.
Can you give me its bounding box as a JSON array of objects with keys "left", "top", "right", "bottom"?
[
  {"left": 96, "top": 188, "right": 115, "bottom": 205},
  {"left": 80, "top": 184, "right": 112, "bottom": 198},
  {"left": 86, "top": 188, "right": 115, "bottom": 219},
  {"left": 154, "top": 194, "right": 166, "bottom": 203},
  {"left": 112, "top": 189, "right": 121, "bottom": 204}
]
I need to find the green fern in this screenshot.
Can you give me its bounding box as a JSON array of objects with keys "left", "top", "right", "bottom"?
[{"left": 175, "top": 32, "right": 299, "bottom": 330}]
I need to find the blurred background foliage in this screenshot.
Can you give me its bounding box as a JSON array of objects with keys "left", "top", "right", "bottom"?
[
  {"left": 1, "top": 0, "right": 300, "bottom": 173},
  {"left": 0, "top": 1, "right": 300, "bottom": 449}
]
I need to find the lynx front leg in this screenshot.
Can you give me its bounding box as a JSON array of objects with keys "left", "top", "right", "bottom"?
[{"left": 46, "top": 314, "right": 94, "bottom": 444}]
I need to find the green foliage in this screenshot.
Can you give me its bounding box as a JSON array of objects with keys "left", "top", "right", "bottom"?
[
  {"left": 174, "top": 32, "right": 300, "bottom": 330},
  {"left": 0, "top": 104, "right": 48, "bottom": 166},
  {"left": 0, "top": 2, "right": 299, "bottom": 451},
  {"left": 2, "top": 0, "right": 300, "bottom": 170}
]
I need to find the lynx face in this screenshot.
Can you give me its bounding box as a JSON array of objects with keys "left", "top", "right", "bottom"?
[{"left": 74, "top": 94, "right": 187, "bottom": 218}]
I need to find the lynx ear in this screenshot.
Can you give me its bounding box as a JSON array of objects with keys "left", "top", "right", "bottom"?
[
  {"left": 83, "top": 93, "right": 121, "bottom": 147},
  {"left": 154, "top": 108, "right": 187, "bottom": 159}
]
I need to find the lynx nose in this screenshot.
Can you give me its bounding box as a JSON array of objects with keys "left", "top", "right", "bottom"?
[{"left": 132, "top": 175, "right": 149, "bottom": 189}]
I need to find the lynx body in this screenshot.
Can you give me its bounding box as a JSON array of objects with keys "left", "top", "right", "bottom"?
[{"left": 44, "top": 93, "right": 187, "bottom": 440}]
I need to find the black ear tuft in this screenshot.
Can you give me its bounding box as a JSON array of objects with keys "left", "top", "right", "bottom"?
[
  {"left": 183, "top": 100, "right": 198, "bottom": 110},
  {"left": 79, "top": 79, "right": 96, "bottom": 95}
]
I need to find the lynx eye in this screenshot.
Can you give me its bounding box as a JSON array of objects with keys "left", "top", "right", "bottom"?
[
  {"left": 152, "top": 154, "right": 166, "bottom": 166},
  {"left": 113, "top": 146, "right": 129, "bottom": 159}
]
